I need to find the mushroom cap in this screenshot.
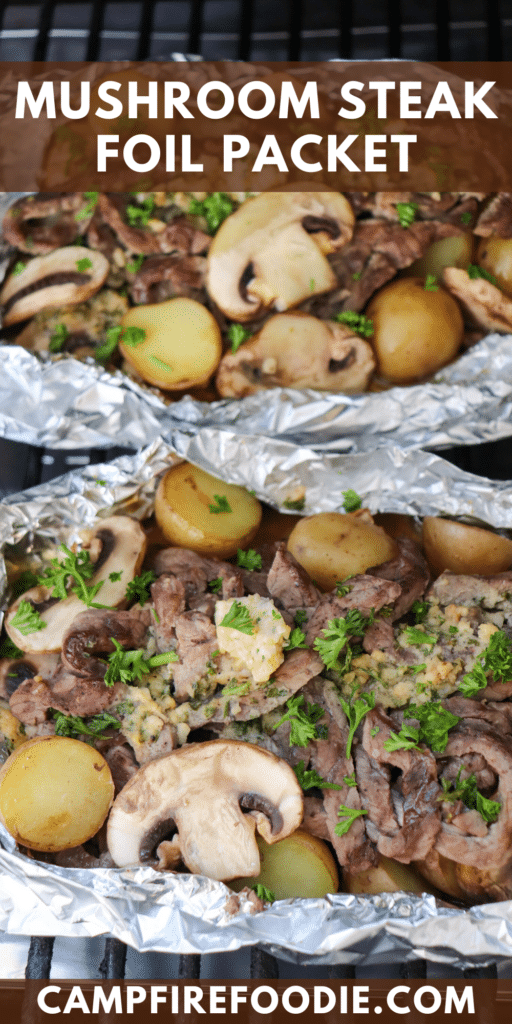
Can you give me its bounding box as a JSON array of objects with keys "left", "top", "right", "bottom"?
[
  {"left": 216, "top": 311, "right": 376, "bottom": 397},
  {"left": 1, "top": 247, "right": 109, "bottom": 326},
  {"left": 442, "top": 266, "right": 512, "bottom": 334},
  {"left": 107, "top": 739, "right": 304, "bottom": 881},
  {"left": 5, "top": 516, "right": 147, "bottom": 654},
  {"left": 206, "top": 191, "right": 355, "bottom": 322}
]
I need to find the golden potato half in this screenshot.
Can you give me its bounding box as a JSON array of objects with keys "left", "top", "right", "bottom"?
[
  {"left": 119, "top": 297, "right": 222, "bottom": 390},
  {"left": 422, "top": 517, "right": 512, "bottom": 576},
  {"left": 287, "top": 511, "right": 397, "bottom": 591},
  {"left": 155, "top": 462, "right": 262, "bottom": 558},
  {"left": 0, "top": 737, "right": 114, "bottom": 852},
  {"left": 232, "top": 830, "right": 338, "bottom": 899}
]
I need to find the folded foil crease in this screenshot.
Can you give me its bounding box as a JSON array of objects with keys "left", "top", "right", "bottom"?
[
  {"left": 1, "top": 433, "right": 512, "bottom": 966},
  {"left": 1, "top": 195, "right": 512, "bottom": 453}
]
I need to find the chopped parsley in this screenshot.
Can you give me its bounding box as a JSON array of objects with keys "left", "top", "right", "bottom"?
[
  {"left": 334, "top": 311, "right": 374, "bottom": 338},
  {"left": 459, "top": 629, "right": 512, "bottom": 697},
  {"left": 11, "top": 570, "right": 39, "bottom": 599},
  {"left": 460, "top": 211, "right": 473, "bottom": 225},
  {"left": 344, "top": 772, "right": 357, "bottom": 787},
  {"left": 402, "top": 626, "right": 437, "bottom": 649},
  {"left": 220, "top": 601, "right": 254, "bottom": 635},
  {"left": 121, "top": 326, "right": 146, "bottom": 347},
  {"left": 188, "top": 192, "right": 233, "bottom": 233},
  {"left": 149, "top": 355, "right": 173, "bottom": 372},
  {"left": 75, "top": 192, "right": 99, "bottom": 222},
  {"left": 293, "top": 760, "right": 343, "bottom": 791},
  {"left": 467, "top": 263, "right": 497, "bottom": 286},
  {"left": 424, "top": 274, "right": 439, "bottom": 291},
  {"left": 125, "top": 195, "right": 155, "bottom": 227},
  {"left": 10, "top": 599, "right": 47, "bottom": 636},
  {"left": 125, "top": 254, "right": 145, "bottom": 274},
  {"left": 221, "top": 680, "right": 250, "bottom": 697},
  {"left": 283, "top": 628, "right": 308, "bottom": 651},
  {"left": 11, "top": 260, "right": 26, "bottom": 276},
  {"left": 440, "top": 766, "right": 501, "bottom": 823},
  {"left": 339, "top": 691, "right": 376, "bottom": 758},
  {"left": 37, "top": 544, "right": 106, "bottom": 608},
  {"left": 342, "top": 489, "right": 362, "bottom": 513},
  {"left": 294, "top": 609, "right": 307, "bottom": 627},
  {"left": 0, "top": 636, "right": 24, "bottom": 659},
  {"left": 411, "top": 600, "right": 429, "bottom": 623},
  {"left": 49, "top": 322, "right": 69, "bottom": 353},
  {"left": 236, "top": 549, "right": 262, "bottom": 571},
  {"left": 370, "top": 725, "right": 380, "bottom": 737},
  {"left": 251, "top": 883, "right": 275, "bottom": 903},
  {"left": 76, "top": 257, "right": 92, "bottom": 273},
  {"left": 104, "top": 639, "right": 178, "bottom": 687},
  {"left": 209, "top": 576, "right": 223, "bottom": 593},
  {"left": 51, "top": 709, "right": 121, "bottom": 739},
  {"left": 274, "top": 695, "right": 326, "bottom": 747},
  {"left": 209, "top": 495, "right": 232, "bottom": 514},
  {"left": 125, "top": 570, "right": 157, "bottom": 606},
  {"left": 352, "top": 271, "right": 362, "bottom": 281},
  {"left": 384, "top": 700, "right": 460, "bottom": 754},
  {"left": 334, "top": 804, "right": 367, "bottom": 836},
  {"left": 109, "top": 571, "right": 123, "bottom": 583},
  {"left": 227, "top": 323, "right": 252, "bottom": 354},
  {"left": 94, "top": 325, "right": 122, "bottom": 363},
  {"left": 313, "top": 609, "right": 374, "bottom": 674},
  {"left": 283, "top": 496, "right": 305, "bottom": 511},
  {"left": 396, "top": 201, "right": 419, "bottom": 228}
]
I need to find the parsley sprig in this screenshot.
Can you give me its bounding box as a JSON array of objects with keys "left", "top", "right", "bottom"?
[
  {"left": 339, "top": 691, "right": 376, "bottom": 758},
  {"left": 283, "top": 628, "right": 308, "bottom": 651},
  {"left": 313, "top": 609, "right": 374, "bottom": 674},
  {"left": 342, "top": 489, "right": 362, "bottom": 512},
  {"left": 384, "top": 701, "right": 460, "bottom": 754},
  {"left": 274, "top": 695, "right": 326, "bottom": 747},
  {"left": 459, "top": 630, "right": 512, "bottom": 697},
  {"left": 467, "top": 263, "right": 498, "bottom": 286},
  {"left": 75, "top": 192, "right": 99, "bottom": 222},
  {"left": 293, "top": 760, "right": 343, "bottom": 791},
  {"left": 49, "top": 322, "right": 69, "bottom": 353},
  {"left": 188, "top": 192, "right": 234, "bottom": 233},
  {"left": 251, "top": 883, "right": 275, "bottom": 903},
  {"left": 10, "top": 599, "right": 47, "bottom": 636},
  {"left": 209, "top": 577, "right": 223, "bottom": 593},
  {"left": 334, "top": 311, "right": 374, "bottom": 338},
  {"left": 76, "top": 257, "right": 92, "bottom": 273},
  {"left": 334, "top": 804, "right": 367, "bottom": 836},
  {"left": 440, "top": 766, "right": 501, "bottom": 823},
  {"left": 424, "top": 274, "right": 439, "bottom": 291},
  {"left": 220, "top": 601, "right": 254, "bottom": 635},
  {"left": 94, "top": 325, "right": 122, "bottom": 362},
  {"left": 104, "top": 639, "right": 178, "bottom": 687},
  {"left": 209, "top": 495, "right": 232, "bottom": 514},
  {"left": 37, "top": 544, "right": 106, "bottom": 608},
  {"left": 125, "top": 570, "right": 157, "bottom": 607},
  {"left": 412, "top": 600, "right": 429, "bottom": 623},
  {"left": 51, "top": 709, "right": 121, "bottom": 739},
  {"left": 227, "top": 323, "right": 252, "bottom": 353},
  {"left": 236, "top": 549, "right": 262, "bottom": 571},
  {"left": 126, "top": 195, "right": 155, "bottom": 227},
  {"left": 396, "top": 201, "right": 419, "bottom": 228},
  {"left": 402, "top": 626, "right": 437, "bottom": 649}
]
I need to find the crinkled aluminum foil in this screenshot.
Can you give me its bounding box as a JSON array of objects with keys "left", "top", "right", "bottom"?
[
  {"left": 2, "top": 430, "right": 512, "bottom": 968},
  {"left": 2, "top": 194, "right": 512, "bottom": 453}
]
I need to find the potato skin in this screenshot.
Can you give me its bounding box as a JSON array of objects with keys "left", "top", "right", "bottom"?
[
  {"left": 155, "top": 462, "right": 262, "bottom": 558},
  {"left": 231, "top": 829, "right": 338, "bottom": 899},
  {"left": 367, "top": 277, "right": 464, "bottom": 384},
  {"left": 403, "top": 232, "right": 474, "bottom": 280},
  {"left": 287, "top": 511, "right": 397, "bottom": 591},
  {"left": 119, "top": 297, "right": 222, "bottom": 390},
  {"left": 477, "top": 235, "right": 512, "bottom": 297},
  {"left": 422, "top": 517, "right": 512, "bottom": 576},
  {"left": 0, "top": 737, "right": 114, "bottom": 852}
]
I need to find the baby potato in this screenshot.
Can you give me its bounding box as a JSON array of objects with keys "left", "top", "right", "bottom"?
[
  {"left": 477, "top": 235, "right": 512, "bottom": 296},
  {"left": 345, "top": 855, "right": 433, "bottom": 896},
  {"left": 119, "top": 297, "right": 222, "bottom": 390},
  {"left": 155, "top": 461, "right": 262, "bottom": 558},
  {"left": 231, "top": 830, "right": 338, "bottom": 899},
  {"left": 0, "top": 736, "right": 114, "bottom": 852},
  {"left": 287, "top": 511, "right": 397, "bottom": 592},
  {"left": 403, "top": 232, "right": 474, "bottom": 280},
  {"left": 366, "top": 277, "right": 464, "bottom": 384},
  {"left": 422, "top": 517, "right": 512, "bottom": 576}
]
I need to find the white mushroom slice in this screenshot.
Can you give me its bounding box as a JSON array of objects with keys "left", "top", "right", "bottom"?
[
  {"left": 107, "top": 739, "right": 303, "bottom": 880},
  {"left": 15, "top": 289, "right": 129, "bottom": 355},
  {"left": 216, "top": 312, "right": 375, "bottom": 397},
  {"left": 442, "top": 267, "right": 512, "bottom": 334},
  {"left": 206, "top": 191, "right": 355, "bottom": 322},
  {"left": 1, "top": 247, "right": 109, "bottom": 326},
  {"left": 5, "top": 517, "right": 147, "bottom": 654}
]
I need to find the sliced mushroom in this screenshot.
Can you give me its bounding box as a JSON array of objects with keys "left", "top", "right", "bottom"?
[
  {"left": 5, "top": 516, "right": 147, "bottom": 654},
  {"left": 107, "top": 739, "right": 303, "bottom": 880},
  {"left": 2, "top": 194, "right": 93, "bottom": 255},
  {"left": 1, "top": 247, "right": 109, "bottom": 326},
  {"left": 15, "top": 289, "right": 129, "bottom": 356},
  {"left": 206, "top": 191, "right": 355, "bottom": 322},
  {"left": 216, "top": 312, "right": 375, "bottom": 397},
  {"left": 0, "top": 653, "right": 59, "bottom": 700},
  {"left": 61, "top": 607, "right": 149, "bottom": 677},
  {"left": 442, "top": 267, "right": 512, "bottom": 334}
]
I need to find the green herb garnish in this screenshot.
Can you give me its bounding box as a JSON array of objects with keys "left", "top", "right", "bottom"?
[
  {"left": 51, "top": 709, "right": 121, "bottom": 739},
  {"left": 10, "top": 599, "right": 47, "bottom": 636},
  {"left": 49, "top": 322, "right": 69, "bottom": 353},
  {"left": 440, "top": 766, "right": 501, "bottom": 823},
  {"left": 121, "top": 326, "right": 146, "bottom": 347},
  {"left": 460, "top": 211, "right": 473, "bottom": 225},
  {"left": 412, "top": 600, "right": 429, "bottom": 623},
  {"left": 125, "top": 570, "right": 157, "bottom": 606},
  {"left": 342, "top": 489, "right": 362, "bottom": 512},
  {"left": 75, "top": 192, "right": 99, "bottom": 222},
  {"left": 467, "top": 264, "right": 497, "bottom": 286},
  {"left": 424, "top": 274, "right": 439, "bottom": 291},
  {"left": 283, "top": 497, "right": 305, "bottom": 511},
  {"left": 402, "top": 626, "right": 437, "bottom": 648},
  {"left": 313, "top": 609, "right": 374, "bottom": 674},
  {"left": 37, "top": 544, "right": 106, "bottom": 608},
  {"left": 274, "top": 694, "right": 325, "bottom": 747},
  {"left": 236, "top": 549, "right": 262, "bottom": 571},
  {"left": 11, "top": 260, "right": 26, "bottom": 276},
  {"left": 126, "top": 254, "right": 145, "bottom": 274},
  {"left": 188, "top": 192, "right": 233, "bottom": 234},
  {"left": 0, "top": 636, "right": 24, "bottom": 659},
  {"left": 104, "top": 639, "right": 178, "bottom": 687},
  {"left": 125, "top": 195, "right": 155, "bottom": 227},
  {"left": 209, "top": 577, "right": 223, "bottom": 593},
  {"left": 294, "top": 610, "right": 307, "bottom": 627},
  {"left": 227, "top": 323, "right": 252, "bottom": 354},
  {"left": 109, "top": 571, "right": 123, "bottom": 583},
  {"left": 339, "top": 691, "right": 376, "bottom": 758},
  {"left": 220, "top": 601, "right": 254, "bottom": 635},
  {"left": 334, "top": 311, "right": 374, "bottom": 338},
  {"left": 283, "top": 628, "right": 308, "bottom": 651},
  {"left": 209, "top": 495, "right": 232, "bottom": 514},
  {"left": 334, "top": 804, "right": 367, "bottom": 836},
  {"left": 76, "top": 257, "right": 92, "bottom": 273},
  {"left": 252, "top": 883, "right": 275, "bottom": 903},
  {"left": 94, "top": 325, "right": 122, "bottom": 362},
  {"left": 293, "top": 760, "right": 343, "bottom": 791},
  {"left": 396, "top": 201, "right": 419, "bottom": 228},
  {"left": 385, "top": 700, "right": 460, "bottom": 754}
]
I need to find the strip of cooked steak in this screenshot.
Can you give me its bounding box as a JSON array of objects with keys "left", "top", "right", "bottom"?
[{"left": 367, "top": 537, "right": 430, "bottom": 619}]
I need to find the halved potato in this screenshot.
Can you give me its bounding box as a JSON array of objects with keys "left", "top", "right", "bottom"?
[
  {"left": 0, "top": 736, "right": 114, "bottom": 852},
  {"left": 287, "top": 511, "right": 397, "bottom": 591},
  {"left": 345, "top": 855, "right": 434, "bottom": 896},
  {"left": 367, "top": 277, "right": 464, "bottom": 384},
  {"left": 119, "top": 297, "right": 222, "bottom": 390},
  {"left": 155, "top": 461, "right": 262, "bottom": 558},
  {"left": 231, "top": 829, "right": 338, "bottom": 899},
  {"left": 422, "top": 517, "right": 512, "bottom": 576},
  {"left": 403, "top": 233, "right": 474, "bottom": 280},
  {"left": 477, "top": 235, "right": 512, "bottom": 296}
]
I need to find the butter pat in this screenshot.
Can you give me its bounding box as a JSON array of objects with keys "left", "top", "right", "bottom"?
[{"left": 215, "top": 595, "right": 290, "bottom": 684}]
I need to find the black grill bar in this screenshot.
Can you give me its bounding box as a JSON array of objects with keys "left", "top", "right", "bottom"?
[
  {"left": 486, "top": 0, "right": 503, "bottom": 58},
  {"left": 25, "top": 937, "right": 55, "bottom": 979},
  {"left": 187, "top": 0, "right": 205, "bottom": 60},
  {"left": 136, "top": 0, "right": 157, "bottom": 61},
  {"left": 33, "top": 0, "right": 55, "bottom": 61},
  {"left": 387, "top": 0, "right": 402, "bottom": 57},
  {"left": 86, "top": 0, "right": 108, "bottom": 61},
  {"left": 250, "top": 947, "right": 279, "bottom": 978},
  {"left": 238, "top": 0, "right": 254, "bottom": 59},
  {"left": 178, "top": 954, "right": 201, "bottom": 979},
  {"left": 338, "top": 0, "right": 354, "bottom": 59},
  {"left": 434, "top": 0, "right": 451, "bottom": 60},
  {"left": 287, "top": 0, "right": 303, "bottom": 60},
  {"left": 99, "top": 938, "right": 128, "bottom": 980}
]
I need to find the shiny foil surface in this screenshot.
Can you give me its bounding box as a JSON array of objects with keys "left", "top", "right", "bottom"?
[{"left": 1, "top": 432, "right": 512, "bottom": 968}]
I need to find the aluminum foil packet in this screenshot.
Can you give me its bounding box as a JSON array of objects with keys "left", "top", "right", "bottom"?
[
  {"left": 1, "top": 429, "right": 512, "bottom": 969},
  {"left": 2, "top": 194, "right": 512, "bottom": 454}
]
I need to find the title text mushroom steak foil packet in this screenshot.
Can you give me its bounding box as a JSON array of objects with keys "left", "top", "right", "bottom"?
[
  {"left": 2, "top": 431, "right": 512, "bottom": 968},
  {"left": 3, "top": 193, "right": 512, "bottom": 453}
]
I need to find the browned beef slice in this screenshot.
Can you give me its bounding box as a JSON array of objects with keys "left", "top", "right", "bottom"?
[
  {"left": 302, "top": 796, "right": 330, "bottom": 840},
  {"left": 152, "top": 548, "right": 209, "bottom": 599},
  {"left": 10, "top": 669, "right": 120, "bottom": 723},
  {"left": 86, "top": 211, "right": 119, "bottom": 257},
  {"left": 97, "top": 194, "right": 161, "bottom": 255},
  {"left": 306, "top": 576, "right": 401, "bottom": 645},
  {"left": 427, "top": 571, "right": 512, "bottom": 608},
  {"left": 367, "top": 537, "right": 430, "bottom": 619},
  {"left": 172, "top": 611, "right": 218, "bottom": 702},
  {"left": 349, "top": 193, "right": 478, "bottom": 224},
  {"left": 102, "top": 743, "right": 139, "bottom": 793},
  {"left": 433, "top": 721, "right": 512, "bottom": 870},
  {"left": 158, "top": 217, "right": 210, "bottom": 255},
  {"left": 219, "top": 564, "right": 245, "bottom": 600},
  {"left": 61, "top": 608, "right": 149, "bottom": 677},
  {"left": 130, "top": 255, "right": 206, "bottom": 304},
  {"left": 361, "top": 708, "right": 441, "bottom": 862},
  {"left": 267, "top": 548, "right": 320, "bottom": 612},
  {"left": 362, "top": 618, "right": 395, "bottom": 654},
  {"left": 150, "top": 574, "right": 186, "bottom": 650},
  {"left": 475, "top": 194, "right": 512, "bottom": 237}
]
